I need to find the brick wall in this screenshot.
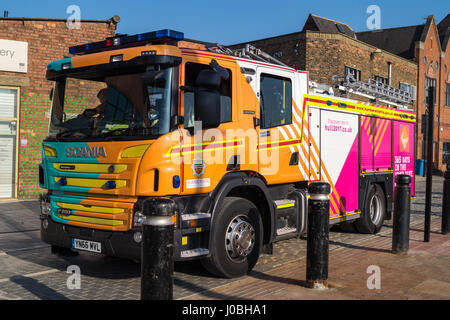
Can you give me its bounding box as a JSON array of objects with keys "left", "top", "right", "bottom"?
[
  {"left": 415, "top": 20, "right": 448, "bottom": 172},
  {"left": 229, "top": 32, "right": 307, "bottom": 71},
  {"left": 231, "top": 31, "right": 417, "bottom": 108},
  {"left": 303, "top": 32, "right": 418, "bottom": 104},
  {"left": 0, "top": 18, "right": 116, "bottom": 199},
  {"left": 438, "top": 40, "right": 450, "bottom": 169}
]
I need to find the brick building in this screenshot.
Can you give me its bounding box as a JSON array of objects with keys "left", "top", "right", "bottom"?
[
  {"left": 358, "top": 14, "right": 450, "bottom": 172},
  {"left": 230, "top": 13, "right": 450, "bottom": 172},
  {"left": 230, "top": 14, "right": 418, "bottom": 111},
  {"left": 0, "top": 16, "right": 118, "bottom": 199}
]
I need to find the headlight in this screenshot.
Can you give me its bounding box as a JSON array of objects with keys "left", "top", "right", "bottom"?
[
  {"left": 40, "top": 196, "right": 51, "bottom": 216},
  {"left": 133, "top": 210, "right": 145, "bottom": 227}
]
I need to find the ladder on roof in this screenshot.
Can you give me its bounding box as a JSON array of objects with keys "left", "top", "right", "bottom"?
[
  {"left": 206, "top": 43, "right": 290, "bottom": 67},
  {"left": 332, "top": 74, "right": 415, "bottom": 108}
]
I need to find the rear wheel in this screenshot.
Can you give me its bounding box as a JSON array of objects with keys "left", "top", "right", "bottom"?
[
  {"left": 355, "top": 184, "right": 386, "bottom": 234},
  {"left": 201, "top": 197, "right": 263, "bottom": 278}
]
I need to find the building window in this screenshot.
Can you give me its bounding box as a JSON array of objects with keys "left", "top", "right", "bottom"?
[
  {"left": 336, "top": 23, "right": 346, "bottom": 34},
  {"left": 183, "top": 62, "right": 232, "bottom": 128},
  {"left": 425, "top": 77, "right": 436, "bottom": 106},
  {"left": 444, "top": 142, "right": 450, "bottom": 165},
  {"left": 345, "top": 66, "right": 361, "bottom": 81},
  {"left": 260, "top": 73, "right": 292, "bottom": 129},
  {"left": 400, "top": 82, "right": 417, "bottom": 100},
  {"left": 375, "top": 75, "right": 388, "bottom": 84},
  {"left": 445, "top": 83, "right": 450, "bottom": 107}
]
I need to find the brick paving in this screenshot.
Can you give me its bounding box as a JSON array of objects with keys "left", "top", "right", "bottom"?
[
  {"left": 183, "top": 215, "right": 449, "bottom": 300},
  {"left": 0, "top": 175, "right": 447, "bottom": 300}
]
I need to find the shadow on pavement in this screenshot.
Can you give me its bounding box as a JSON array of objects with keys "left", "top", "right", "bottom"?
[{"left": 10, "top": 275, "right": 69, "bottom": 300}]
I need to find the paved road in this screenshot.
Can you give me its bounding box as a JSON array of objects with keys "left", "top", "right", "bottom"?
[{"left": 0, "top": 175, "right": 444, "bottom": 300}]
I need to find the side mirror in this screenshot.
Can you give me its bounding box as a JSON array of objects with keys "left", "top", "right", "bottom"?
[{"left": 194, "top": 69, "right": 221, "bottom": 128}]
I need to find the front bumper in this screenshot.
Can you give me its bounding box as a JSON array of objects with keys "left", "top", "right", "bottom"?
[{"left": 40, "top": 215, "right": 142, "bottom": 261}]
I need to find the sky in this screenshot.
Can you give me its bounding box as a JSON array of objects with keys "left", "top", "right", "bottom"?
[{"left": 1, "top": 0, "right": 449, "bottom": 45}]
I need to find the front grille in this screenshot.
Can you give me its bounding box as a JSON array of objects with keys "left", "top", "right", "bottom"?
[{"left": 51, "top": 196, "right": 135, "bottom": 231}]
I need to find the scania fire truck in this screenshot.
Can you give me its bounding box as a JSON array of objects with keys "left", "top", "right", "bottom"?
[{"left": 39, "top": 30, "right": 416, "bottom": 278}]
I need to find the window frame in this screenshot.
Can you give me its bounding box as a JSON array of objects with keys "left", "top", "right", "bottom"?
[
  {"left": 182, "top": 61, "right": 233, "bottom": 128},
  {"left": 425, "top": 76, "right": 437, "bottom": 106},
  {"left": 259, "top": 72, "right": 293, "bottom": 130},
  {"left": 374, "top": 75, "right": 388, "bottom": 85},
  {"left": 345, "top": 66, "right": 361, "bottom": 81},
  {"left": 445, "top": 82, "right": 450, "bottom": 107}
]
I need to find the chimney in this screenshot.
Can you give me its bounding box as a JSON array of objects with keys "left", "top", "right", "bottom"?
[{"left": 3, "top": 11, "right": 8, "bottom": 17}]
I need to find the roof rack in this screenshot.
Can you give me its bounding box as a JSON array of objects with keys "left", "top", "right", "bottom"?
[
  {"left": 206, "top": 43, "right": 290, "bottom": 67},
  {"left": 332, "top": 74, "right": 415, "bottom": 109}
]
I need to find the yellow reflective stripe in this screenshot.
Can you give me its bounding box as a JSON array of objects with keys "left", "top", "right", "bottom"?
[
  {"left": 54, "top": 177, "right": 126, "bottom": 188},
  {"left": 53, "top": 163, "right": 127, "bottom": 174},
  {"left": 330, "top": 211, "right": 361, "bottom": 220},
  {"left": 168, "top": 139, "right": 244, "bottom": 156},
  {"left": 44, "top": 146, "right": 57, "bottom": 157},
  {"left": 304, "top": 94, "right": 416, "bottom": 122},
  {"left": 121, "top": 145, "right": 149, "bottom": 158},
  {"left": 58, "top": 214, "right": 123, "bottom": 226},
  {"left": 277, "top": 203, "right": 295, "bottom": 209},
  {"left": 56, "top": 202, "right": 124, "bottom": 214}
]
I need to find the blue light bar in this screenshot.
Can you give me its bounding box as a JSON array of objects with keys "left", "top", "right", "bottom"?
[{"left": 69, "top": 29, "right": 184, "bottom": 55}]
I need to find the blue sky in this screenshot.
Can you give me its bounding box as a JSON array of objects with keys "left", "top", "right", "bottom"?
[{"left": 2, "top": 0, "right": 449, "bottom": 44}]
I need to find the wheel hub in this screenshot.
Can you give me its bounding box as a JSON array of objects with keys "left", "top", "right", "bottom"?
[
  {"left": 226, "top": 216, "right": 255, "bottom": 259},
  {"left": 369, "top": 194, "right": 382, "bottom": 225}
]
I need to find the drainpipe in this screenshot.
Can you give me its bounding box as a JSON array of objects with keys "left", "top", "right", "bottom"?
[{"left": 388, "top": 62, "right": 392, "bottom": 86}]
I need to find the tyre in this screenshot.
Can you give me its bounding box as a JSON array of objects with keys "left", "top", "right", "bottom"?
[
  {"left": 201, "top": 197, "right": 263, "bottom": 278},
  {"left": 355, "top": 184, "right": 386, "bottom": 234}
]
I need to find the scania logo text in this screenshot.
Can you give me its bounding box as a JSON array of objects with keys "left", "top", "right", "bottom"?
[{"left": 66, "top": 146, "right": 107, "bottom": 158}]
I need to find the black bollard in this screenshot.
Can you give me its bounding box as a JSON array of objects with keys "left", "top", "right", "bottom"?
[
  {"left": 140, "top": 198, "right": 176, "bottom": 300},
  {"left": 392, "top": 175, "right": 411, "bottom": 254},
  {"left": 306, "top": 182, "right": 331, "bottom": 289},
  {"left": 442, "top": 163, "right": 450, "bottom": 235}
]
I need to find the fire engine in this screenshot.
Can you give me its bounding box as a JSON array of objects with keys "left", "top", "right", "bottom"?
[{"left": 39, "top": 30, "right": 416, "bottom": 278}]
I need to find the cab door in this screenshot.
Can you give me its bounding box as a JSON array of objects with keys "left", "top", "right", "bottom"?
[
  {"left": 179, "top": 58, "right": 238, "bottom": 194},
  {"left": 256, "top": 67, "right": 301, "bottom": 184}
]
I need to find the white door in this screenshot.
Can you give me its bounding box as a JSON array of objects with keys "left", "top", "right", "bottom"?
[{"left": 0, "top": 87, "right": 18, "bottom": 198}]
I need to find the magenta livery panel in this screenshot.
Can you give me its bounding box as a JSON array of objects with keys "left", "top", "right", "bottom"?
[{"left": 304, "top": 94, "right": 416, "bottom": 223}]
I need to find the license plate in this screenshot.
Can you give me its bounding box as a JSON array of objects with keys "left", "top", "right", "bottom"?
[{"left": 72, "top": 238, "right": 102, "bottom": 253}]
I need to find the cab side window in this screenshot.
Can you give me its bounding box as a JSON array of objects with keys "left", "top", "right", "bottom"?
[
  {"left": 184, "top": 62, "right": 232, "bottom": 128},
  {"left": 260, "top": 74, "right": 292, "bottom": 129}
]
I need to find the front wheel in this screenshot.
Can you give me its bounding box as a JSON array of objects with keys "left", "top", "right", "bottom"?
[
  {"left": 201, "top": 197, "right": 263, "bottom": 278},
  {"left": 354, "top": 184, "right": 386, "bottom": 234}
]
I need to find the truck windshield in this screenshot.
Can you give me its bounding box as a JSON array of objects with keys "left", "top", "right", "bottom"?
[{"left": 48, "top": 67, "right": 173, "bottom": 140}]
